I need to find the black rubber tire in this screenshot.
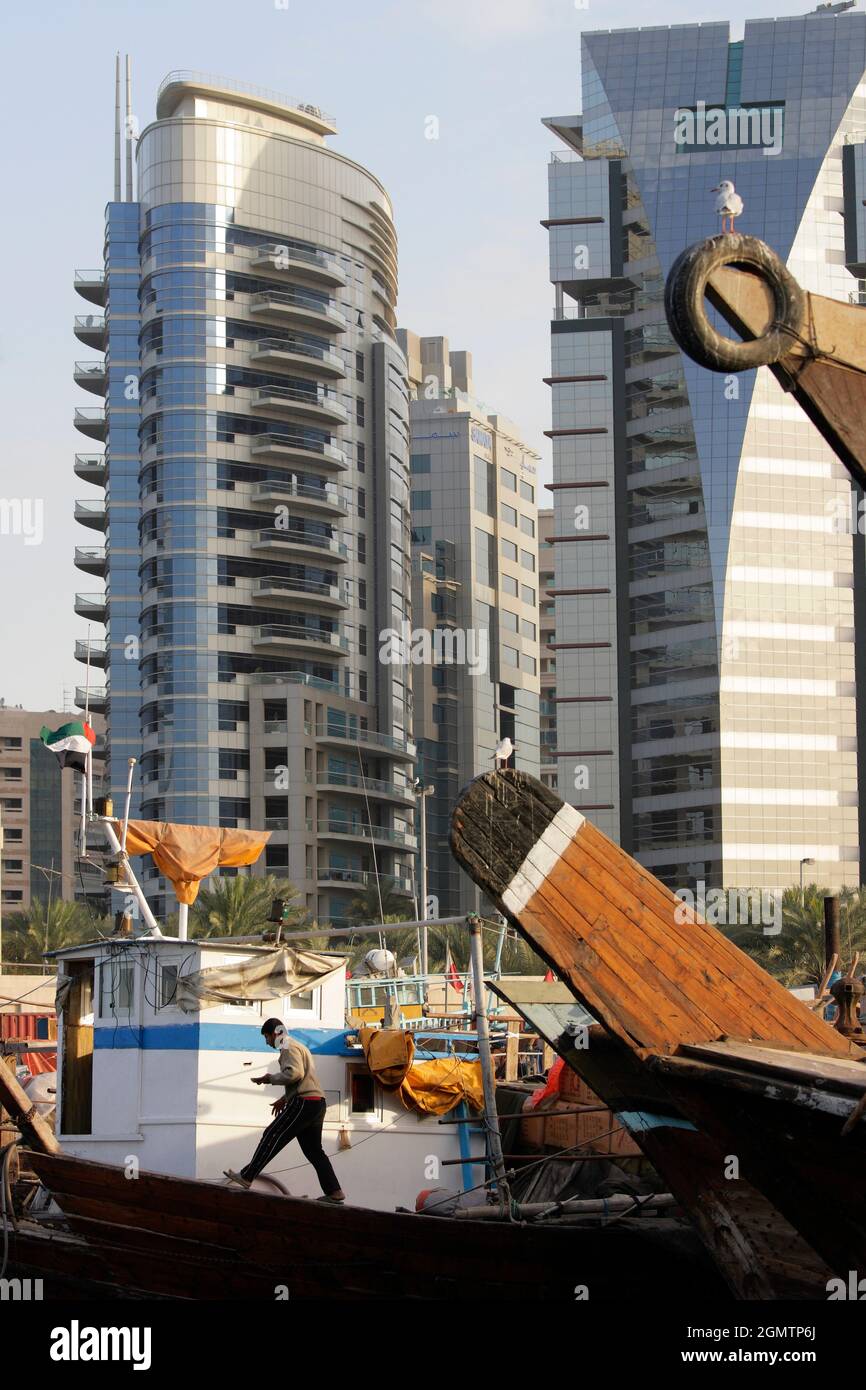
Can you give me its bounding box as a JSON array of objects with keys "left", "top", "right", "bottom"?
[{"left": 664, "top": 233, "right": 805, "bottom": 372}]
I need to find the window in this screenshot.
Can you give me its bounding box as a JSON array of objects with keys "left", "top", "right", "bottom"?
[
  {"left": 520, "top": 515, "right": 535, "bottom": 538},
  {"left": 411, "top": 490, "right": 431, "bottom": 511},
  {"left": 358, "top": 533, "right": 366, "bottom": 564},
  {"left": 501, "top": 468, "right": 517, "bottom": 492},
  {"left": 358, "top": 578, "right": 367, "bottom": 610},
  {"left": 473, "top": 456, "right": 496, "bottom": 517},
  {"left": 287, "top": 990, "right": 314, "bottom": 1013},
  {"left": 1, "top": 737, "right": 22, "bottom": 749},
  {"left": 357, "top": 487, "right": 366, "bottom": 519},
  {"left": 521, "top": 549, "right": 535, "bottom": 572},
  {"left": 99, "top": 958, "right": 135, "bottom": 1017},
  {"left": 2, "top": 859, "right": 23, "bottom": 873},
  {"left": 410, "top": 454, "right": 431, "bottom": 474},
  {"left": 412, "top": 525, "right": 432, "bottom": 544},
  {"left": 159, "top": 963, "right": 179, "bottom": 1009},
  {"left": 501, "top": 539, "right": 518, "bottom": 562},
  {"left": 521, "top": 618, "right": 537, "bottom": 640},
  {"left": 356, "top": 350, "right": 365, "bottom": 382},
  {"left": 348, "top": 1065, "right": 376, "bottom": 1113},
  {"left": 520, "top": 653, "right": 537, "bottom": 674},
  {"left": 356, "top": 397, "right": 365, "bottom": 427},
  {"left": 520, "top": 480, "right": 534, "bottom": 503},
  {"left": 474, "top": 528, "right": 496, "bottom": 587},
  {"left": 359, "top": 624, "right": 367, "bottom": 657},
  {"left": 501, "top": 503, "right": 517, "bottom": 527},
  {"left": 503, "top": 645, "right": 519, "bottom": 667},
  {"left": 501, "top": 609, "right": 519, "bottom": 632},
  {"left": 502, "top": 574, "right": 518, "bottom": 597},
  {"left": 521, "top": 584, "right": 535, "bottom": 605},
  {"left": 1, "top": 889, "right": 23, "bottom": 904},
  {"left": 357, "top": 441, "right": 366, "bottom": 472}
]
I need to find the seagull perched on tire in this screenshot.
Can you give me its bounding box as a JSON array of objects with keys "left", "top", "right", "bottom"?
[
  {"left": 712, "top": 180, "right": 744, "bottom": 233},
  {"left": 494, "top": 737, "right": 514, "bottom": 769}
]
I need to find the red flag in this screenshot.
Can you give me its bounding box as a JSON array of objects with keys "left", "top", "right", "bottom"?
[
  {"left": 544, "top": 969, "right": 554, "bottom": 983},
  {"left": 445, "top": 947, "right": 464, "bottom": 991}
]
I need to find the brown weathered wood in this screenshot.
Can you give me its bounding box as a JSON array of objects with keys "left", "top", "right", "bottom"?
[{"left": 0, "top": 1051, "right": 60, "bottom": 1155}]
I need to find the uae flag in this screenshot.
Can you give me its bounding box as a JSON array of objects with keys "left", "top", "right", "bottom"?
[{"left": 39, "top": 720, "right": 96, "bottom": 773}]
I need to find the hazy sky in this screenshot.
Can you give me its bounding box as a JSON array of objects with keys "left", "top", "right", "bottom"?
[{"left": 0, "top": 0, "right": 801, "bottom": 710}]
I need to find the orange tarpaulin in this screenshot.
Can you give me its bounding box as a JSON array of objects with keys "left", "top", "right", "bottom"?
[
  {"left": 358, "top": 1025, "right": 484, "bottom": 1116},
  {"left": 113, "top": 820, "right": 270, "bottom": 904}
]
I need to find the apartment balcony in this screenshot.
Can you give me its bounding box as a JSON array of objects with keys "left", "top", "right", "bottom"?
[
  {"left": 253, "top": 480, "right": 349, "bottom": 518},
  {"left": 316, "top": 867, "right": 414, "bottom": 895},
  {"left": 312, "top": 770, "right": 415, "bottom": 805},
  {"left": 252, "top": 624, "right": 350, "bottom": 658},
  {"left": 74, "top": 407, "right": 107, "bottom": 442},
  {"left": 248, "top": 289, "right": 347, "bottom": 334},
  {"left": 313, "top": 722, "right": 416, "bottom": 760},
  {"left": 74, "top": 498, "right": 107, "bottom": 532},
  {"left": 250, "top": 244, "right": 347, "bottom": 288},
  {"left": 74, "top": 545, "right": 107, "bottom": 577},
  {"left": 253, "top": 576, "right": 347, "bottom": 611},
  {"left": 74, "top": 454, "right": 106, "bottom": 486},
  {"left": 249, "top": 339, "right": 347, "bottom": 380},
  {"left": 251, "top": 528, "right": 349, "bottom": 564},
  {"left": 250, "top": 433, "right": 347, "bottom": 472},
  {"left": 74, "top": 360, "right": 108, "bottom": 395},
  {"left": 74, "top": 315, "right": 107, "bottom": 349},
  {"left": 74, "top": 269, "right": 106, "bottom": 306},
  {"left": 253, "top": 384, "right": 349, "bottom": 426},
  {"left": 74, "top": 592, "right": 107, "bottom": 622},
  {"left": 75, "top": 685, "right": 107, "bottom": 714},
  {"left": 305, "top": 819, "right": 418, "bottom": 850},
  {"left": 74, "top": 638, "right": 108, "bottom": 669}
]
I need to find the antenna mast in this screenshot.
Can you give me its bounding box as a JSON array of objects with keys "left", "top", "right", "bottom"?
[{"left": 114, "top": 53, "right": 122, "bottom": 201}]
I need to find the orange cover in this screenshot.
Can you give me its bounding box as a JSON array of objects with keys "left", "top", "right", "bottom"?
[{"left": 113, "top": 820, "right": 270, "bottom": 904}]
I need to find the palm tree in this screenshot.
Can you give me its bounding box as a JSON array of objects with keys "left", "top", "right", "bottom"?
[
  {"left": 2, "top": 899, "right": 106, "bottom": 964},
  {"left": 346, "top": 880, "right": 414, "bottom": 926},
  {"left": 726, "top": 884, "right": 866, "bottom": 988},
  {"left": 189, "top": 873, "right": 306, "bottom": 939}
]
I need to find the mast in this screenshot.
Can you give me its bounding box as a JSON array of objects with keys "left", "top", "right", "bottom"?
[
  {"left": 467, "top": 913, "right": 510, "bottom": 1208},
  {"left": 125, "top": 54, "right": 134, "bottom": 201},
  {"left": 114, "top": 53, "right": 122, "bottom": 201}
]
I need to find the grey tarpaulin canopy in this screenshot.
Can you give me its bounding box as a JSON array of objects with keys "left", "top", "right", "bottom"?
[{"left": 176, "top": 947, "right": 346, "bottom": 1013}]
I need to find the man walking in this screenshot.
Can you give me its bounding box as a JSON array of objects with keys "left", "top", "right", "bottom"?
[{"left": 225, "top": 1017, "right": 346, "bottom": 1202}]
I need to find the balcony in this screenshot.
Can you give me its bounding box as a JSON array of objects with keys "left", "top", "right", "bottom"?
[
  {"left": 74, "top": 592, "right": 107, "bottom": 622},
  {"left": 307, "top": 820, "right": 418, "bottom": 850},
  {"left": 250, "top": 244, "right": 347, "bottom": 288},
  {"left": 251, "top": 528, "right": 349, "bottom": 563},
  {"left": 75, "top": 685, "right": 107, "bottom": 714},
  {"left": 312, "top": 770, "right": 415, "bottom": 804},
  {"left": 74, "top": 454, "right": 106, "bottom": 486},
  {"left": 253, "top": 577, "right": 347, "bottom": 611},
  {"left": 156, "top": 71, "right": 336, "bottom": 136},
  {"left": 253, "top": 384, "right": 349, "bottom": 426},
  {"left": 313, "top": 722, "right": 416, "bottom": 759},
  {"left": 74, "top": 315, "right": 107, "bottom": 349},
  {"left": 250, "top": 433, "right": 347, "bottom": 471},
  {"left": 316, "top": 867, "right": 414, "bottom": 895},
  {"left": 253, "top": 624, "right": 349, "bottom": 658},
  {"left": 74, "top": 360, "right": 107, "bottom": 395},
  {"left": 74, "top": 498, "right": 107, "bottom": 532},
  {"left": 74, "top": 269, "right": 106, "bottom": 306},
  {"left": 74, "top": 638, "right": 109, "bottom": 669},
  {"left": 253, "top": 480, "right": 349, "bottom": 518},
  {"left": 74, "top": 545, "right": 106, "bottom": 577},
  {"left": 74, "top": 407, "right": 107, "bottom": 442},
  {"left": 249, "top": 338, "right": 346, "bottom": 380},
  {"left": 249, "top": 289, "right": 347, "bottom": 334}
]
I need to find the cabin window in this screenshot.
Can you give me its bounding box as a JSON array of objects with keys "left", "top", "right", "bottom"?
[
  {"left": 159, "top": 963, "right": 179, "bottom": 1009},
  {"left": 286, "top": 989, "right": 314, "bottom": 1014},
  {"left": 347, "top": 1065, "right": 376, "bottom": 1114},
  {"left": 98, "top": 957, "right": 135, "bottom": 1017}
]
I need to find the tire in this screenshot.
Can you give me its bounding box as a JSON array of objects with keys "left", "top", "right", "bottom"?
[{"left": 664, "top": 233, "right": 805, "bottom": 372}]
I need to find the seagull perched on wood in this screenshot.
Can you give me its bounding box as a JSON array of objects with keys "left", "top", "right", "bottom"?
[
  {"left": 712, "top": 179, "right": 744, "bottom": 233},
  {"left": 494, "top": 737, "right": 514, "bottom": 769}
]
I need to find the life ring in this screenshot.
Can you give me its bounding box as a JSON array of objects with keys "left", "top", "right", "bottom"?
[{"left": 664, "top": 233, "right": 805, "bottom": 372}]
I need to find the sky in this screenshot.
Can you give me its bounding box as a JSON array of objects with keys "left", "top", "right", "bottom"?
[{"left": 0, "top": 0, "right": 809, "bottom": 710}]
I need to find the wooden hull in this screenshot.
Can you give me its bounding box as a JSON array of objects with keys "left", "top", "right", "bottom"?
[
  {"left": 23, "top": 1151, "right": 727, "bottom": 1301},
  {"left": 450, "top": 771, "right": 866, "bottom": 1285}
]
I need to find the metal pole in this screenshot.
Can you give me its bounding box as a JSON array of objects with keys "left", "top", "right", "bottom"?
[
  {"left": 114, "top": 52, "right": 122, "bottom": 201},
  {"left": 125, "top": 54, "right": 134, "bottom": 201},
  {"left": 824, "top": 894, "right": 841, "bottom": 972},
  {"left": 120, "top": 756, "right": 136, "bottom": 853},
  {"left": 177, "top": 902, "right": 189, "bottom": 941},
  {"left": 0, "top": 804, "right": 4, "bottom": 969},
  {"left": 99, "top": 818, "right": 161, "bottom": 935},
  {"left": 468, "top": 914, "right": 510, "bottom": 1206},
  {"left": 420, "top": 788, "right": 429, "bottom": 976}
]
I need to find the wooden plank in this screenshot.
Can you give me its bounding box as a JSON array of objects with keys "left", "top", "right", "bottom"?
[{"left": 681, "top": 1040, "right": 866, "bottom": 1094}]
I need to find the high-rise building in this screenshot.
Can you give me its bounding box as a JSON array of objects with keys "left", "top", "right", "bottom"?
[
  {"left": 544, "top": 10, "right": 866, "bottom": 894},
  {"left": 538, "top": 508, "right": 558, "bottom": 792},
  {"left": 398, "top": 331, "right": 541, "bottom": 916},
  {"left": 73, "top": 66, "right": 415, "bottom": 921},
  {"left": 0, "top": 707, "right": 106, "bottom": 915}
]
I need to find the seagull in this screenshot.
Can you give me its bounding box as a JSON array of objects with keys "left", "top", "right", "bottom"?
[
  {"left": 494, "top": 737, "right": 514, "bottom": 769},
  {"left": 712, "top": 180, "right": 744, "bottom": 234}
]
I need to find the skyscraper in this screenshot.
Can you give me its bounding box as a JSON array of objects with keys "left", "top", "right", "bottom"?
[
  {"left": 398, "top": 331, "right": 541, "bottom": 916},
  {"left": 544, "top": 10, "right": 866, "bottom": 895},
  {"left": 73, "top": 67, "right": 415, "bottom": 920}
]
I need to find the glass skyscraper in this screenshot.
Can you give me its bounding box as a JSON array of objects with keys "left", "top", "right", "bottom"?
[
  {"left": 545, "top": 10, "right": 866, "bottom": 894},
  {"left": 73, "top": 70, "right": 415, "bottom": 920}
]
